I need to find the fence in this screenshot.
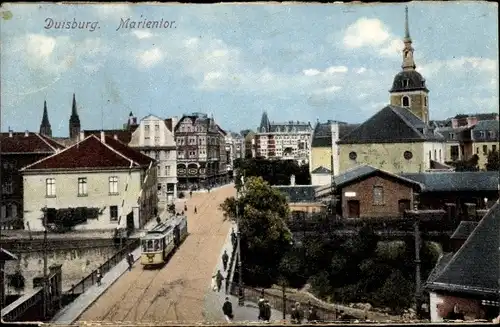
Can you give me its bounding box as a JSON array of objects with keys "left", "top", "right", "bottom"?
[
  {"left": 227, "top": 280, "right": 339, "bottom": 321},
  {"left": 65, "top": 239, "right": 140, "bottom": 295}
]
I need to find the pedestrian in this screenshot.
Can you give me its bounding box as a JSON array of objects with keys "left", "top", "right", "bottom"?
[
  {"left": 184, "top": 204, "right": 188, "bottom": 212},
  {"left": 231, "top": 229, "right": 237, "bottom": 248},
  {"left": 222, "top": 250, "right": 229, "bottom": 271},
  {"left": 96, "top": 268, "right": 102, "bottom": 286},
  {"left": 127, "top": 253, "right": 134, "bottom": 271},
  {"left": 190, "top": 190, "right": 193, "bottom": 198},
  {"left": 258, "top": 291, "right": 265, "bottom": 320},
  {"left": 194, "top": 206, "right": 197, "bottom": 214},
  {"left": 156, "top": 216, "right": 161, "bottom": 224},
  {"left": 307, "top": 303, "right": 319, "bottom": 322},
  {"left": 212, "top": 270, "right": 225, "bottom": 292},
  {"left": 222, "top": 297, "right": 234, "bottom": 322},
  {"left": 291, "top": 302, "right": 303, "bottom": 324},
  {"left": 263, "top": 299, "right": 272, "bottom": 322}
]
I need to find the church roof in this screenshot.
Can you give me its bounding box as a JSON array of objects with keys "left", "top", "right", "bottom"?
[
  {"left": 390, "top": 70, "right": 428, "bottom": 93},
  {"left": 338, "top": 105, "right": 442, "bottom": 144},
  {"left": 425, "top": 201, "right": 500, "bottom": 298},
  {"left": 311, "top": 166, "right": 332, "bottom": 174}
]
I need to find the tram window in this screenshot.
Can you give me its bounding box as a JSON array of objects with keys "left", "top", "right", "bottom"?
[
  {"left": 154, "top": 239, "right": 160, "bottom": 251},
  {"left": 147, "top": 240, "right": 154, "bottom": 251},
  {"left": 142, "top": 240, "right": 147, "bottom": 252}
]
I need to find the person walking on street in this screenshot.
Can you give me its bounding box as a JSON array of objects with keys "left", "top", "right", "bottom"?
[
  {"left": 291, "top": 302, "right": 303, "bottom": 324},
  {"left": 190, "top": 190, "right": 193, "bottom": 198},
  {"left": 222, "top": 250, "right": 229, "bottom": 271},
  {"left": 96, "top": 268, "right": 102, "bottom": 286},
  {"left": 212, "top": 270, "right": 225, "bottom": 292},
  {"left": 258, "top": 291, "right": 265, "bottom": 320},
  {"left": 231, "top": 229, "right": 237, "bottom": 248},
  {"left": 263, "top": 299, "right": 272, "bottom": 322},
  {"left": 184, "top": 204, "right": 188, "bottom": 212},
  {"left": 194, "top": 206, "right": 197, "bottom": 214},
  {"left": 307, "top": 302, "right": 319, "bottom": 322},
  {"left": 127, "top": 253, "right": 134, "bottom": 271},
  {"left": 222, "top": 297, "right": 234, "bottom": 322}
]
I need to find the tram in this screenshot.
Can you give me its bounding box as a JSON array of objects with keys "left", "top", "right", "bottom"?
[
  {"left": 171, "top": 214, "right": 188, "bottom": 247},
  {"left": 140, "top": 222, "right": 175, "bottom": 266}
]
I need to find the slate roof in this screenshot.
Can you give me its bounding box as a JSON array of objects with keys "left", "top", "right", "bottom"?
[
  {"left": 0, "top": 132, "right": 65, "bottom": 153},
  {"left": 435, "top": 126, "right": 472, "bottom": 142},
  {"left": 426, "top": 201, "right": 500, "bottom": 297},
  {"left": 311, "top": 166, "right": 331, "bottom": 174},
  {"left": 84, "top": 129, "right": 133, "bottom": 144},
  {"left": 338, "top": 105, "right": 443, "bottom": 144},
  {"left": 311, "top": 122, "right": 332, "bottom": 147},
  {"left": 21, "top": 135, "right": 154, "bottom": 171},
  {"left": 390, "top": 70, "right": 428, "bottom": 92},
  {"left": 426, "top": 253, "right": 454, "bottom": 284},
  {"left": 450, "top": 221, "right": 478, "bottom": 240},
  {"left": 315, "top": 165, "right": 423, "bottom": 197},
  {"left": 401, "top": 171, "right": 499, "bottom": 192},
  {"left": 273, "top": 185, "right": 318, "bottom": 203},
  {"left": 454, "top": 113, "right": 499, "bottom": 120},
  {"left": 174, "top": 112, "right": 219, "bottom": 133},
  {"left": 472, "top": 120, "right": 500, "bottom": 132}
]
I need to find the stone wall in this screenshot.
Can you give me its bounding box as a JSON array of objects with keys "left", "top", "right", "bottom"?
[{"left": 3, "top": 241, "right": 119, "bottom": 294}]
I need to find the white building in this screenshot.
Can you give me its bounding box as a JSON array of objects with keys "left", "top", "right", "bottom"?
[
  {"left": 224, "top": 132, "right": 244, "bottom": 173},
  {"left": 255, "top": 111, "right": 313, "bottom": 164},
  {"left": 21, "top": 132, "right": 158, "bottom": 232},
  {"left": 128, "top": 115, "right": 178, "bottom": 203}
]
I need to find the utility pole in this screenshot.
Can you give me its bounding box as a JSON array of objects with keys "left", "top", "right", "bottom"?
[
  {"left": 43, "top": 205, "right": 49, "bottom": 320},
  {"left": 413, "top": 199, "right": 422, "bottom": 319},
  {"left": 237, "top": 174, "right": 244, "bottom": 306}
]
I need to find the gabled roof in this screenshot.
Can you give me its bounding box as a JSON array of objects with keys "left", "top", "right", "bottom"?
[
  {"left": 0, "top": 132, "right": 65, "bottom": 153},
  {"left": 450, "top": 221, "right": 479, "bottom": 240},
  {"left": 311, "top": 166, "right": 331, "bottom": 174},
  {"left": 21, "top": 135, "right": 154, "bottom": 171},
  {"left": 84, "top": 129, "right": 132, "bottom": 144},
  {"left": 472, "top": 119, "right": 500, "bottom": 132},
  {"left": 426, "top": 253, "right": 454, "bottom": 284},
  {"left": 426, "top": 201, "right": 500, "bottom": 297},
  {"left": 401, "top": 171, "right": 499, "bottom": 192},
  {"left": 315, "top": 165, "right": 423, "bottom": 197},
  {"left": 273, "top": 185, "right": 318, "bottom": 203},
  {"left": 338, "top": 105, "right": 443, "bottom": 144}
]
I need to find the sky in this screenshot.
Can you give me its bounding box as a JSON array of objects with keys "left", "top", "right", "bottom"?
[{"left": 0, "top": 2, "right": 498, "bottom": 137}]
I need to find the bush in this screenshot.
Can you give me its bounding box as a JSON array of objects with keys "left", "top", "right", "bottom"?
[
  {"left": 178, "top": 192, "right": 185, "bottom": 199},
  {"left": 8, "top": 271, "right": 25, "bottom": 292}
]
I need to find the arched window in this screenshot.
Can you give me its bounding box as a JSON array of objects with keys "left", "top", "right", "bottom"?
[
  {"left": 402, "top": 96, "right": 410, "bottom": 107},
  {"left": 261, "top": 127, "right": 266, "bottom": 133}
]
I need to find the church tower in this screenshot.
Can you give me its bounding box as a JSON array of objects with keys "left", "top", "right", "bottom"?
[
  {"left": 39, "top": 100, "right": 52, "bottom": 137},
  {"left": 69, "top": 93, "right": 81, "bottom": 139},
  {"left": 389, "top": 6, "right": 430, "bottom": 123}
]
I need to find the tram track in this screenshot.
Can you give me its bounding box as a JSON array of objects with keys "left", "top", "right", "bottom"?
[{"left": 79, "top": 186, "right": 232, "bottom": 323}]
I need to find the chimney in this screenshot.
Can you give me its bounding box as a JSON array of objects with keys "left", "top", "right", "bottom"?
[
  {"left": 290, "top": 174, "right": 296, "bottom": 186},
  {"left": 79, "top": 131, "right": 85, "bottom": 142},
  {"left": 24, "top": 130, "right": 29, "bottom": 137},
  {"left": 445, "top": 203, "right": 457, "bottom": 225},
  {"left": 100, "top": 130, "right": 105, "bottom": 143},
  {"left": 451, "top": 118, "right": 459, "bottom": 128},
  {"left": 114, "top": 134, "right": 118, "bottom": 140},
  {"left": 466, "top": 117, "right": 478, "bottom": 128},
  {"left": 8, "top": 129, "right": 13, "bottom": 137}
]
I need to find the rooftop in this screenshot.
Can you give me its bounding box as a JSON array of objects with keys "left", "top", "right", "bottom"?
[{"left": 0, "top": 132, "right": 65, "bottom": 153}]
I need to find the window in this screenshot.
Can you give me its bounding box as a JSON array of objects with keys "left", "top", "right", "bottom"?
[
  {"left": 483, "top": 145, "right": 488, "bottom": 155},
  {"left": 433, "top": 150, "right": 437, "bottom": 161},
  {"left": 479, "top": 131, "right": 486, "bottom": 138},
  {"left": 489, "top": 131, "right": 496, "bottom": 139},
  {"left": 402, "top": 79, "right": 409, "bottom": 88},
  {"left": 348, "top": 151, "right": 357, "bottom": 160},
  {"left": 78, "top": 177, "right": 88, "bottom": 196},
  {"left": 110, "top": 205, "right": 118, "bottom": 221},
  {"left": 166, "top": 166, "right": 171, "bottom": 176},
  {"left": 109, "top": 176, "right": 119, "bottom": 195},
  {"left": 402, "top": 95, "right": 410, "bottom": 107},
  {"left": 144, "top": 125, "right": 150, "bottom": 133},
  {"left": 154, "top": 151, "right": 160, "bottom": 160},
  {"left": 476, "top": 147, "right": 479, "bottom": 154},
  {"left": 449, "top": 133, "right": 455, "bottom": 140},
  {"left": 493, "top": 144, "right": 497, "bottom": 152},
  {"left": 439, "top": 149, "right": 442, "bottom": 162},
  {"left": 157, "top": 183, "right": 162, "bottom": 191},
  {"left": 403, "top": 151, "right": 413, "bottom": 160},
  {"left": 373, "top": 186, "right": 384, "bottom": 205},
  {"left": 154, "top": 136, "right": 160, "bottom": 144},
  {"left": 2, "top": 182, "right": 13, "bottom": 195},
  {"left": 46, "top": 178, "right": 56, "bottom": 197},
  {"left": 155, "top": 124, "right": 160, "bottom": 132},
  {"left": 424, "top": 96, "right": 428, "bottom": 107}
]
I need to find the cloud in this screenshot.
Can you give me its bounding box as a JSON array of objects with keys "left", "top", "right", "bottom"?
[
  {"left": 342, "top": 18, "right": 404, "bottom": 58},
  {"left": 132, "top": 30, "right": 153, "bottom": 39},
  {"left": 303, "top": 66, "right": 348, "bottom": 77},
  {"left": 136, "top": 47, "right": 163, "bottom": 68},
  {"left": 95, "top": 4, "right": 133, "bottom": 20}
]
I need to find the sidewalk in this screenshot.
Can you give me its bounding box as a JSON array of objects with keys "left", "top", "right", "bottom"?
[
  {"left": 52, "top": 247, "right": 142, "bottom": 324},
  {"left": 203, "top": 222, "right": 287, "bottom": 323},
  {"left": 182, "top": 182, "right": 234, "bottom": 194}
]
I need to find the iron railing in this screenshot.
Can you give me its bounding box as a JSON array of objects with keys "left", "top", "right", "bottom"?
[{"left": 65, "top": 239, "right": 139, "bottom": 295}]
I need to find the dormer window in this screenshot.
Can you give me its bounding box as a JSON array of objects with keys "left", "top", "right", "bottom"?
[
  {"left": 489, "top": 131, "right": 495, "bottom": 139},
  {"left": 402, "top": 79, "right": 410, "bottom": 88},
  {"left": 479, "top": 131, "right": 486, "bottom": 138},
  {"left": 402, "top": 95, "right": 410, "bottom": 107},
  {"left": 449, "top": 133, "right": 456, "bottom": 140}
]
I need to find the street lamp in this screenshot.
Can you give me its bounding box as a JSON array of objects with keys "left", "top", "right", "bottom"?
[{"left": 236, "top": 175, "right": 245, "bottom": 306}]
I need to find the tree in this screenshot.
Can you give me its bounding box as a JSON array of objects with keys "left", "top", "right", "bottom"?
[
  {"left": 486, "top": 150, "right": 500, "bottom": 171},
  {"left": 220, "top": 176, "right": 293, "bottom": 286},
  {"left": 452, "top": 154, "right": 479, "bottom": 171}
]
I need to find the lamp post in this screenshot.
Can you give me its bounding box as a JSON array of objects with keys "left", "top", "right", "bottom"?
[
  {"left": 236, "top": 175, "right": 244, "bottom": 306},
  {"left": 413, "top": 195, "right": 422, "bottom": 319},
  {"left": 43, "top": 206, "right": 49, "bottom": 320}
]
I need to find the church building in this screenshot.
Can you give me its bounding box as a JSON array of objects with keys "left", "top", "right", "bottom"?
[{"left": 337, "top": 7, "right": 446, "bottom": 175}]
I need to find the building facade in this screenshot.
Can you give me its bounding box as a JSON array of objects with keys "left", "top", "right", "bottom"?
[
  {"left": 128, "top": 114, "right": 178, "bottom": 202},
  {"left": 174, "top": 112, "right": 227, "bottom": 190},
  {"left": 0, "top": 130, "right": 64, "bottom": 229},
  {"left": 471, "top": 120, "right": 499, "bottom": 169},
  {"left": 255, "top": 111, "right": 313, "bottom": 164},
  {"left": 21, "top": 133, "right": 157, "bottom": 232},
  {"left": 225, "top": 132, "right": 244, "bottom": 176}
]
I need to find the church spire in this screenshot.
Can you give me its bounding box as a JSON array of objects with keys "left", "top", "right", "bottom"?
[
  {"left": 401, "top": 6, "right": 416, "bottom": 71},
  {"left": 39, "top": 100, "right": 52, "bottom": 137},
  {"left": 69, "top": 93, "right": 81, "bottom": 139}
]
